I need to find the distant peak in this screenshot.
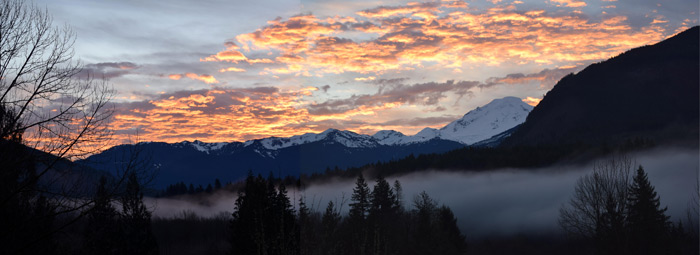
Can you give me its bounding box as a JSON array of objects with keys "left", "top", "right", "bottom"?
[
  {"left": 321, "top": 128, "right": 340, "bottom": 134},
  {"left": 373, "top": 130, "right": 406, "bottom": 139},
  {"left": 488, "top": 96, "right": 526, "bottom": 105},
  {"left": 416, "top": 127, "right": 439, "bottom": 136},
  {"left": 373, "top": 130, "right": 404, "bottom": 136}
]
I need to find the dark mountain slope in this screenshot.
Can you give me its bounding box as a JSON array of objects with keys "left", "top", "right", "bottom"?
[
  {"left": 81, "top": 137, "right": 465, "bottom": 189},
  {"left": 503, "top": 26, "right": 699, "bottom": 147}
]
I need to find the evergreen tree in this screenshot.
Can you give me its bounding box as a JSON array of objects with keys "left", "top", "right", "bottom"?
[
  {"left": 205, "top": 183, "right": 213, "bottom": 193},
  {"left": 230, "top": 174, "right": 299, "bottom": 255},
  {"left": 188, "top": 183, "right": 195, "bottom": 194},
  {"left": 412, "top": 191, "right": 438, "bottom": 255},
  {"left": 392, "top": 180, "right": 403, "bottom": 211},
  {"left": 348, "top": 174, "right": 371, "bottom": 255},
  {"left": 215, "top": 178, "right": 222, "bottom": 190},
  {"left": 120, "top": 172, "right": 159, "bottom": 255},
  {"left": 369, "top": 176, "right": 396, "bottom": 255},
  {"left": 435, "top": 206, "right": 467, "bottom": 254},
  {"left": 321, "top": 201, "right": 341, "bottom": 254},
  {"left": 349, "top": 174, "right": 371, "bottom": 220},
  {"left": 626, "top": 166, "right": 671, "bottom": 255},
  {"left": 272, "top": 182, "right": 298, "bottom": 255},
  {"left": 82, "top": 176, "right": 121, "bottom": 254},
  {"left": 230, "top": 174, "right": 266, "bottom": 254},
  {"left": 298, "top": 197, "right": 315, "bottom": 255}
]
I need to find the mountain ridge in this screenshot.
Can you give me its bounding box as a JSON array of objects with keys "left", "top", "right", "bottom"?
[
  {"left": 81, "top": 96, "right": 533, "bottom": 188},
  {"left": 146, "top": 96, "right": 533, "bottom": 153},
  {"left": 503, "top": 26, "right": 699, "bottom": 147}
]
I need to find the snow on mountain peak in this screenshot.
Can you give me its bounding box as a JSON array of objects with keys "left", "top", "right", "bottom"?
[
  {"left": 372, "top": 130, "right": 407, "bottom": 145},
  {"left": 179, "top": 140, "right": 227, "bottom": 154},
  {"left": 438, "top": 96, "right": 533, "bottom": 144},
  {"left": 172, "top": 96, "right": 533, "bottom": 151}
]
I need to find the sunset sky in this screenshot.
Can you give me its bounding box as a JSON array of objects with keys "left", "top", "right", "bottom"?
[{"left": 38, "top": 0, "right": 698, "bottom": 144}]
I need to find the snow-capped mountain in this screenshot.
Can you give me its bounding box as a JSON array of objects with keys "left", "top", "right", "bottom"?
[
  {"left": 373, "top": 96, "right": 533, "bottom": 145},
  {"left": 175, "top": 140, "right": 228, "bottom": 154},
  {"left": 80, "top": 96, "right": 533, "bottom": 188},
  {"left": 166, "top": 96, "right": 533, "bottom": 152},
  {"left": 249, "top": 129, "right": 380, "bottom": 150},
  {"left": 168, "top": 96, "right": 531, "bottom": 151},
  {"left": 438, "top": 96, "right": 533, "bottom": 144}
]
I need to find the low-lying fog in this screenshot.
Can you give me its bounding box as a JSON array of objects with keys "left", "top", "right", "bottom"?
[{"left": 146, "top": 147, "right": 699, "bottom": 239}]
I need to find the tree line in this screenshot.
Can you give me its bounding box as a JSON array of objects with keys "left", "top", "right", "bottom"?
[
  {"left": 229, "top": 173, "right": 467, "bottom": 255},
  {"left": 161, "top": 178, "right": 225, "bottom": 197}
]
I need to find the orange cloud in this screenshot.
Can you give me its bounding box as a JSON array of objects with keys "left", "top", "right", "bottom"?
[
  {"left": 109, "top": 79, "right": 481, "bottom": 143},
  {"left": 205, "top": 1, "right": 670, "bottom": 77},
  {"left": 201, "top": 49, "right": 273, "bottom": 64},
  {"left": 168, "top": 73, "right": 219, "bottom": 84},
  {"left": 219, "top": 67, "right": 246, "bottom": 73},
  {"left": 111, "top": 87, "right": 317, "bottom": 143},
  {"left": 522, "top": 97, "right": 542, "bottom": 106},
  {"left": 549, "top": 0, "right": 587, "bottom": 8}
]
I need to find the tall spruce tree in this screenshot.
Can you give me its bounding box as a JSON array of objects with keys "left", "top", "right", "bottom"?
[
  {"left": 626, "top": 166, "right": 671, "bottom": 255},
  {"left": 230, "top": 174, "right": 299, "bottom": 255},
  {"left": 215, "top": 178, "right": 222, "bottom": 190},
  {"left": 321, "top": 201, "right": 341, "bottom": 254},
  {"left": 82, "top": 176, "right": 121, "bottom": 254},
  {"left": 348, "top": 174, "right": 371, "bottom": 255},
  {"left": 369, "top": 176, "right": 396, "bottom": 255},
  {"left": 120, "top": 172, "right": 159, "bottom": 255},
  {"left": 349, "top": 174, "right": 371, "bottom": 220}
]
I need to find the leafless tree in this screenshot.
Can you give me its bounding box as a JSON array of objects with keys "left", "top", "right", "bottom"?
[
  {"left": 559, "top": 155, "right": 633, "bottom": 240},
  {"left": 0, "top": 0, "right": 126, "bottom": 253}
]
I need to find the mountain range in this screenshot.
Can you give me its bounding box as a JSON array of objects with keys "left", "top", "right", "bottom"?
[
  {"left": 81, "top": 26, "right": 699, "bottom": 190},
  {"left": 80, "top": 96, "right": 533, "bottom": 188}
]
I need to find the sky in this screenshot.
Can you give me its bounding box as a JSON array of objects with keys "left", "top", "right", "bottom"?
[{"left": 37, "top": 0, "right": 698, "bottom": 144}]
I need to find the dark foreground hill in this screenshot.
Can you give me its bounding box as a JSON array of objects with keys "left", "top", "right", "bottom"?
[{"left": 503, "top": 26, "right": 699, "bottom": 147}]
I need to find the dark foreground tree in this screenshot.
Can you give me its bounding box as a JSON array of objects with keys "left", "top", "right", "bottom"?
[
  {"left": 0, "top": 0, "right": 114, "bottom": 253},
  {"left": 560, "top": 156, "right": 678, "bottom": 255},
  {"left": 82, "top": 176, "right": 121, "bottom": 254},
  {"left": 120, "top": 172, "right": 159, "bottom": 255},
  {"left": 346, "top": 173, "right": 371, "bottom": 255},
  {"left": 229, "top": 173, "right": 298, "bottom": 255},
  {"left": 408, "top": 191, "right": 466, "bottom": 255},
  {"left": 626, "top": 166, "right": 671, "bottom": 255},
  {"left": 559, "top": 156, "right": 632, "bottom": 254}
]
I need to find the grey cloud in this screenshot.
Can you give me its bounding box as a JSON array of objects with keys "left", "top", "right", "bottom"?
[
  {"left": 308, "top": 80, "right": 480, "bottom": 116},
  {"left": 379, "top": 115, "right": 460, "bottom": 126},
  {"left": 76, "top": 61, "right": 140, "bottom": 79},
  {"left": 112, "top": 86, "right": 283, "bottom": 117},
  {"left": 481, "top": 66, "right": 586, "bottom": 89}
]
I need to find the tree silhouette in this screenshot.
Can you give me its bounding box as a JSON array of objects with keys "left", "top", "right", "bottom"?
[
  {"left": 120, "top": 172, "right": 159, "bottom": 255},
  {"left": 321, "top": 200, "right": 341, "bottom": 254},
  {"left": 0, "top": 0, "right": 114, "bottom": 252},
  {"left": 368, "top": 175, "right": 397, "bottom": 254},
  {"left": 82, "top": 176, "right": 121, "bottom": 254},
  {"left": 559, "top": 156, "right": 632, "bottom": 254},
  {"left": 348, "top": 173, "right": 371, "bottom": 255},
  {"left": 626, "top": 166, "right": 671, "bottom": 255},
  {"left": 229, "top": 173, "right": 299, "bottom": 255}
]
